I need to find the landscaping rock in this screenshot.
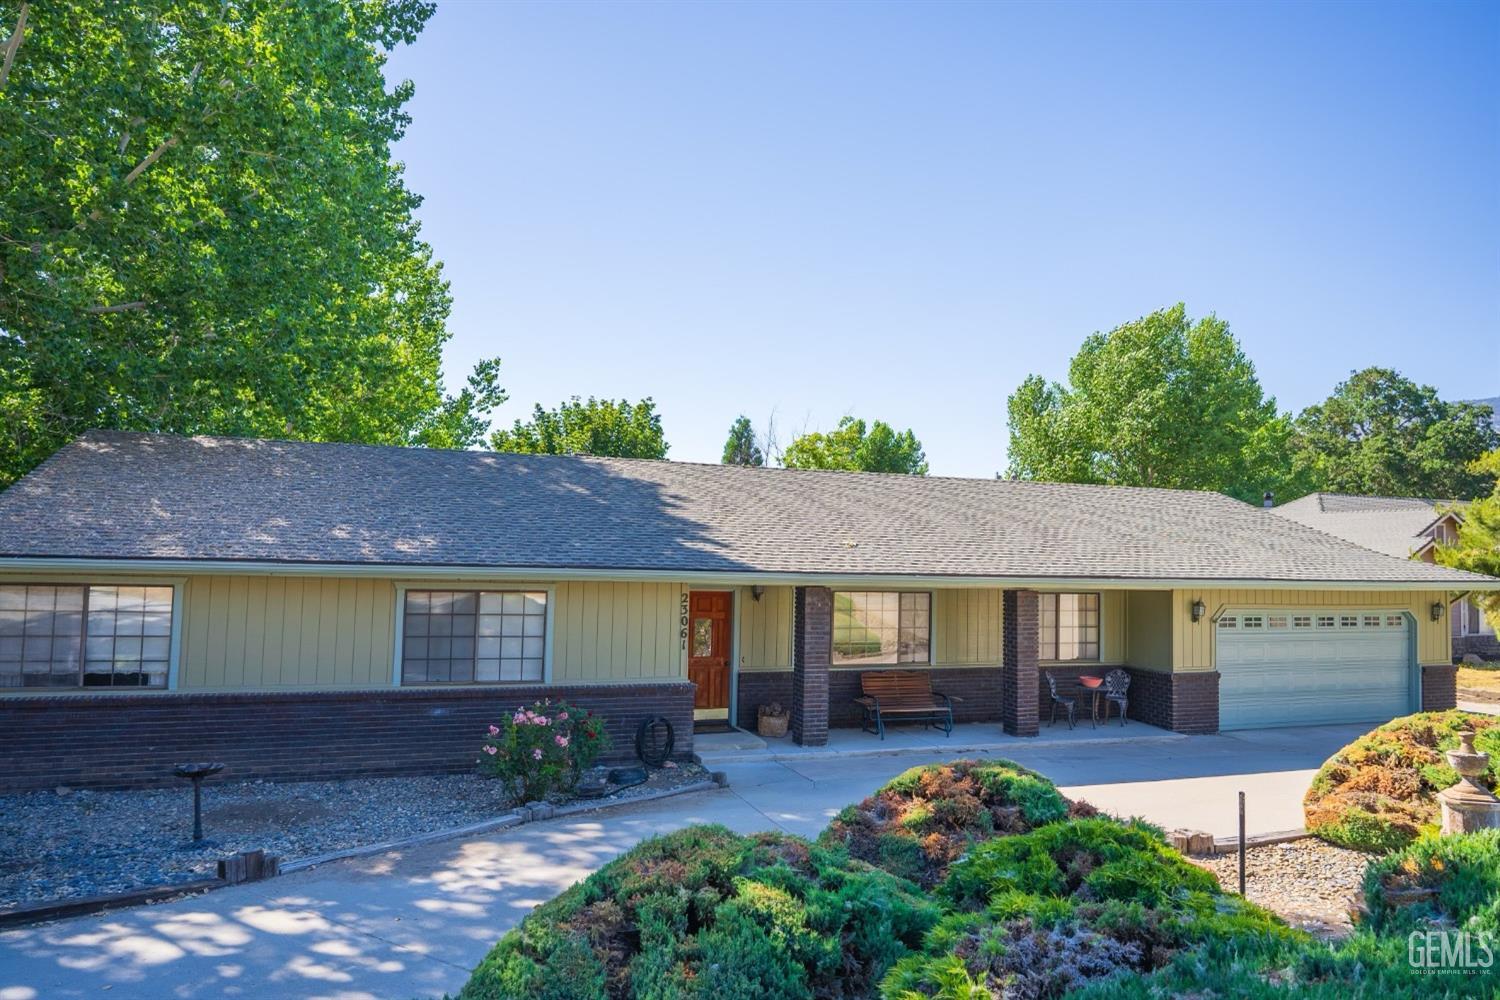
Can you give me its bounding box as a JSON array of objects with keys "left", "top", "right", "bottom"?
[
  {"left": 0, "top": 764, "right": 710, "bottom": 910},
  {"left": 1188, "top": 837, "right": 1373, "bottom": 938}
]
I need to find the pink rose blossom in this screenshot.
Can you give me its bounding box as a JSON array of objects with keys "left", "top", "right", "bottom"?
[
  {"left": 482, "top": 744, "right": 497, "bottom": 755},
  {"left": 558, "top": 711, "right": 568, "bottom": 721},
  {"left": 488, "top": 724, "right": 500, "bottom": 736},
  {"left": 513, "top": 712, "right": 526, "bottom": 724},
  {"left": 532, "top": 748, "right": 543, "bottom": 761},
  {"left": 554, "top": 734, "right": 569, "bottom": 747}
]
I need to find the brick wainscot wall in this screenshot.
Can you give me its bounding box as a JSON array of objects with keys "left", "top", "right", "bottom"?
[{"left": 0, "top": 682, "right": 696, "bottom": 792}]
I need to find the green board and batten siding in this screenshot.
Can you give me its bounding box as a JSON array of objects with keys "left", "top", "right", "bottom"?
[{"left": 0, "top": 572, "right": 1458, "bottom": 711}]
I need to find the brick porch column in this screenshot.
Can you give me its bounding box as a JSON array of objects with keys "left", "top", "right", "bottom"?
[
  {"left": 1002, "top": 589, "right": 1039, "bottom": 737},
  {"left": 792, "top": 586, "right": 832, "bottom": 746}
]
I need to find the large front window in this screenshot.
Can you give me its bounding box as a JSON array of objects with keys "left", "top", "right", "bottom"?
[
  {"left": 401, "top": 590, "right": 547, "bottom": 684},
  {"left": 832, "top": 591, "right": 930, "bottom": 665},
  {"left": 1039, "top": 592, "right": 1099, "bottom": 661},
  {"left": 0, "top": 584, "right": 174, "bottom": 688}
]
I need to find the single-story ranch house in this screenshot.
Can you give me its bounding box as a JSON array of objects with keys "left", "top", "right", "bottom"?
[{"left": 0, "top": 431, "right": 1495, "bottom": 791}]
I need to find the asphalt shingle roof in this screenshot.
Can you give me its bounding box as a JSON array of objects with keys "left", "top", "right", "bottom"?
[
  {"left": 1270, "top": 493, "right": 1458, "bottom": 560},
  {"left": 0, "top": 431, "right": 1491, "bottom": 586}
]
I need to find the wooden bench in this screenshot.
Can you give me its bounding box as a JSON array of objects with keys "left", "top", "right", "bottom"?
[{"left": 854, "top": 670, "right": 960, "bottom": 740}]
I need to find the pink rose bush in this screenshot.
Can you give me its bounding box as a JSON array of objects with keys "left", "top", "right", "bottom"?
[{"left": 479, "top": 698, "right": 611, "bottom": 803}]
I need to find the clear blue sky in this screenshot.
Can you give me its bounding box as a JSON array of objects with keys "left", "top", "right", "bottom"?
[{"left": 384, "top": 1, "right": 1499, "bottom": 477}]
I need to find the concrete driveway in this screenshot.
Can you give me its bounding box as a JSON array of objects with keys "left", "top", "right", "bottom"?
[{"left": 0, "top": 723, "right": 1363, "bottom": 1000}]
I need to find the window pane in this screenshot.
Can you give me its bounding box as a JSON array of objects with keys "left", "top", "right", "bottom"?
[
  {"left": 1043, "top": 592, "right": 1100, "bottom": 662},
  {"left": 83, "top": 585, "right": 171, "bottom": 688},
  {"left": 898, "top": 593, "right": 931, "bottom": 663},
  {"left": 0, "top": 586, "right": 88, "bottom": 683},
  {"left": 832, "top": 592, "right": 929, "bottom": 665},
  {"left": 403, "top": 590, "right": 546, "bottom": 685}
]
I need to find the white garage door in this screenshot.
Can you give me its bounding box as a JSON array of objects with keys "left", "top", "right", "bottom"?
[{"left": 1216, "top": 610, "right": 1414, "bottom": 730}]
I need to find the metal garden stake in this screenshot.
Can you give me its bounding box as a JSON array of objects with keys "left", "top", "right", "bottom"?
[{"left": 1238, "top": 791, "right": 1246, "bottom": 896}]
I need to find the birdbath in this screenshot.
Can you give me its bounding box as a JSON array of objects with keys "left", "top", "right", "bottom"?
[
  {"left": 173, "top": 762, "right": 225, "bottom": 844},
  {"left": 1437, "top": 731, "right": 1500, "bottom": 835}
]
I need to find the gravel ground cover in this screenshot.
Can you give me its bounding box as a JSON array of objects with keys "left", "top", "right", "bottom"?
[
  {"left": 0, "top": 763, "right": 710, "bottom": 909},
  {"left": 1189, "top": 838, "right": 1374, "bottom": 938}
]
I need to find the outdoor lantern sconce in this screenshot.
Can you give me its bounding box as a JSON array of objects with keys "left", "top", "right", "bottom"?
[
  {"left": 1191, "top": 598, "right": 1206, "bottom": 623},
  {"left": 751, "top": 585, "right": 766, "bottom": 602},
  {"left": 1431, "top": 601, "right": 1445, "bottom": 622}
]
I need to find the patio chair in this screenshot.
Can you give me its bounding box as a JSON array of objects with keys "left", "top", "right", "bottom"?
[
  {"left": 1101, "top": 668, "right": 1130, "bottom": 726},
  {"left": 1044, "top": 671, "right": 1076, "bottom": 730}
]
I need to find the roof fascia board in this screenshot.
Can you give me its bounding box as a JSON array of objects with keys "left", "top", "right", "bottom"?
[{"left": 0, "top": 557, "right": 1494, "bottom": 591}]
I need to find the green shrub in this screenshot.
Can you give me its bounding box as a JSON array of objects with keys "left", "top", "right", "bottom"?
[
  {"left": 818, "top": 759, "right": 1081, "bottom": 888},
  {"left": 940, "top": 817, "right": 1219, "bottom": 911},
  {"left": 1363, "top": 827, "right": 1500, "bottom": 937},
  {"left": 882, "top": 817, "right": 1292, "bottom": 998},
  {"left": 1303, "top": 711, "right": 1499, "bottom": 852},
  {"left": 458, "top": 825, "right": 939, "bottom": 1000}
]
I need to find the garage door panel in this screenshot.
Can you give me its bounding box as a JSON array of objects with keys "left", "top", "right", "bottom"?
[{"left": 1217, "top": 610, "right": 1411, "bottom": 730}]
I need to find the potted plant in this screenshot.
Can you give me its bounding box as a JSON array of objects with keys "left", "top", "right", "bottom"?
[{"left": 757, "top": 701, "right": 790, "bottom": 738}]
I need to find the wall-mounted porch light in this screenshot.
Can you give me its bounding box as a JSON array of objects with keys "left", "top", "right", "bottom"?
[
  {"left": 751, "top": 585, "right": 766, "bottom": 602},
  {"left": 1191, "top": 598, "right": 1206, "bottom": 623},
  {"left": 1431, "top": 601, "right": 1445, "bottom": 622}
]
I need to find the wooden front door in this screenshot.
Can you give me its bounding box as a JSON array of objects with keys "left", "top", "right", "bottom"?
[{"left": 688, "top": 590, "right": 732, "bottom": 710}]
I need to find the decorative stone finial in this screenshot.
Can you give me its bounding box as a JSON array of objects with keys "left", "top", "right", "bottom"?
[{"left": 1437, "top": 728, "right": 1500, "bottom": 835}]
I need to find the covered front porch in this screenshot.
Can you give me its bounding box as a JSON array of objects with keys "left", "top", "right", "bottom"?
[{"left": 729, "top": 585, "right": 1210, "bottom": 746}]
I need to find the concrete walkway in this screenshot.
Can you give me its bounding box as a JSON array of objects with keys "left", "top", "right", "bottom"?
[{"left": 0, "top": 724, "right": 1365, "bottom": 1000}]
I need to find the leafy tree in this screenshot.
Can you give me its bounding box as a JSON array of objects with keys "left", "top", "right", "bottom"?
[
  {"left": 1005, "top": 304, "right": 1301, "bottom": 504},
  {"left": 721, "top": 415, "right": 763, "bottom": 466},
  {"left": 0, "top": 0, "right": 496, "bottom": 487},
  {"left": 1290, "top": 368, "right": 1498, "bottom": 500},
  {"left": 782, "top": 416, "right": 928, "bottom": 474},
  {"left": 1436, "top": 449, "right": 1500, "bottom": 626},
  {"left": 490, "top": 397, "right": 668, "bottom": 459}
]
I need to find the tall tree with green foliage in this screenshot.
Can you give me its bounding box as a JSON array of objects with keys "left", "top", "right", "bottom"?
[
  {"left": 1290, "top": 368, "right": 1498, "bottom": 500},
  {"left": 721, "top": 416, "right": 764, "bottom": 466},
  {"left": 783, "top": 416, "right": 928, "bottom": 474},
  {"left": 490, "top": 397, "right": 668, "bottom": 459},
  {"left": 1436, "top": 449, "right": 1500, "bottom": 626},
  {"left": 0, "top": 0, "right": 498, "bottom": 486},
  {"left": 1005, "top": 304, "right": 1300, "bottom": 504}
]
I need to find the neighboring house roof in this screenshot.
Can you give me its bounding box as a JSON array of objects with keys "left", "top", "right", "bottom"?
[
  {"left": 0, "top": 431, "right": 1491, "bottom": 587},
  {"left": 1466, "top": 395, "right": 1500, "bottom": 431},
  {"left": 1270, "top": 492, "right": 1463, "bottom": 560}
]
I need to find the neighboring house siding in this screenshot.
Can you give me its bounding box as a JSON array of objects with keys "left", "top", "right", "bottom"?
[{"left": 1169, "top": 588, "right": 1451, "bottom": 670}]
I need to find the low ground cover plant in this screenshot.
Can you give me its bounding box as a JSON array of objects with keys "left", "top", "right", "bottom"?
[
  {"left": 883, "top": 816, "right": 1294, "bottom": 998},
  {"left": 819, "top": 759, "right": 1085, "bottom": 887},
  {"left": 479, "top": 698, "right": 611, "bottom": 802},
  {"left": 1363, "top": 827, "right": 1500, "bottom": 937},
  {"left": 459, "top": 825, "right": 939, "bottom": 999},
  {"left": 1303, "top": 711, "right": 1499, "bottom": 852}
]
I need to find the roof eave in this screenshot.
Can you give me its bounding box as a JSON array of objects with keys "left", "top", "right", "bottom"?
[{"left": 0, "top": 556, "right": 1494, "bottom": 591}]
